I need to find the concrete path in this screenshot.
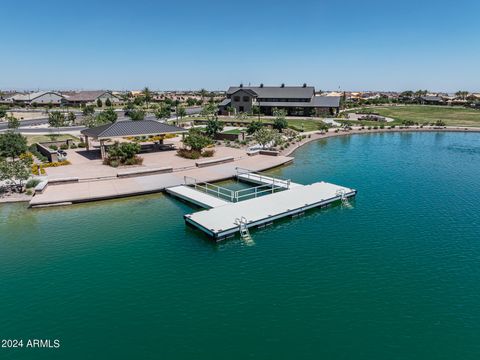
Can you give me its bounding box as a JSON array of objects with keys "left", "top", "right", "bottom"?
[{"left": 29, "top": 155, "right": 293, "bottom": 207}]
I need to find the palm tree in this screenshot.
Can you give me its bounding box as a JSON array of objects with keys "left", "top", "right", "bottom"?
[
  {"left": 142, "top": 87, "right": 153, "bottom": 109},
  {"left": 455, "top": 91, "right": 469, "bottom": 100},
  {"left": 199, "top": 88, "right": 208, "bottom": 103}
]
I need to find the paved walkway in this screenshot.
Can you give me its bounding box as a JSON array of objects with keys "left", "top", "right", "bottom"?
[{"left": 29, "top": 155, "right": 293, "bottom": 207}]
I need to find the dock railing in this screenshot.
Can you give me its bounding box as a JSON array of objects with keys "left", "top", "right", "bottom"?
[
  {"left": 235, "top": 167, "right": 291, "bottom": 189},
  {"left": 184, "top": 175, "right": 286, "bottom": 203}
]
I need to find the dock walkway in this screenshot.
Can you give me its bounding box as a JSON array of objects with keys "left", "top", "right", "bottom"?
[
  {"left": 185, "top": 181, "right": 356, "bottom": 240},
  {"left": 166, "top": 186, "right": 229, "bottom": 209}
]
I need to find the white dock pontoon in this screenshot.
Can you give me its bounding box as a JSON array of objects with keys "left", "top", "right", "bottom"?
[
  {"left": 166, "top": 185, "right": 230, "bottom": 209},
  {"left": 165, "top": 168, "right": 357, "bottom": 241}
]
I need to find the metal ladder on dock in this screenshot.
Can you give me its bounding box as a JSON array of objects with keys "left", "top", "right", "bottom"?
[
  {"left": 336, "top": 189, "right": 352, "bottom": 208},
  {"left": 236, "top": 217, "right": 254, "bottom": 244}
]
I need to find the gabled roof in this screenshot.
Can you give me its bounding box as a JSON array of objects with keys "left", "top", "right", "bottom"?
[
  {"left": 81, "top": 120, "right": 187, "bottom": 139},
  {"left": 227, "top": 85, "right": 315, "bottom": 99},
  {"left": 218, "top": 98, "right": 231, "bottom": 107},
  {"left": 66, "top": 90, "right": 117, "bottom": 102},
  {"left": 228, "top": 88, "right": 258, "bottom": 97},
  {"left": 8, "top": 91, "right": 63, "bottom": 101}
]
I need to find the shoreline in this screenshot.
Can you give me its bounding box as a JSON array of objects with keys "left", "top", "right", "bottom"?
[
  {"left": 280, "top": 126, "right": 480, "bottom": 157},
  {"left": 1, "top": 127, "right": 479, "bottom": 208}
]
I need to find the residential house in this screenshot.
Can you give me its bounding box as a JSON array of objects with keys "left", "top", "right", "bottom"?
[
  {"left": 63, "top": 90, "right": 121, "bottom": 106},
  {"left": 4, "top": 91, "right": 65, "bottom": 106},
  {"left": 219, "top": 84, "right": 341, "bottom": 116}
]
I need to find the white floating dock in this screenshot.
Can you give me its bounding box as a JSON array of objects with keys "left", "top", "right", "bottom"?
[
  {"left": 184, "top": 181, "right": 356, "bottom": 240},
  {"left": 166, "top": 185, "right": 230, "bottom": 209},
  {"left": 237, "top": 172, "right": 301, "bottom": 188}
]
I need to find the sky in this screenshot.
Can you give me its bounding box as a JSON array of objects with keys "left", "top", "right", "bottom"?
[{"left": 1, "top": 0, "right": 479, "bottom": 92}]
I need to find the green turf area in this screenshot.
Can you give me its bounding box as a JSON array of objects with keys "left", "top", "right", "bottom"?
[
  {"left": 184, "top": 116, "right": 324, "bottom": 132},
  {"left": 221, "top": 129, "right": 244, "bottom": 134},
  {"left": 347, "top": 105, "right": 480, "bottom": 127},
  {"left": 25, "top": 134, "right": 80, "bottom": 145}
]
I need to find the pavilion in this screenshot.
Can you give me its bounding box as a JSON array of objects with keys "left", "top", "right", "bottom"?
[{"left": 80, "top": 120, "right": 187, "bottom": 159}]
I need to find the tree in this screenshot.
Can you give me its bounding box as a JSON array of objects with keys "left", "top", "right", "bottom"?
[
  {"left": 0, "top": 131, "right": 28, "bottom": 159},
  {"left": 0, "top": 106, "right": 8, "bottom": 119},
  {"left": 201, "top": 102, "right": 218, "bottom": 120},
  {"left": 96, "top": 98, "right": 103, "bottom": 107},
  {"left": 84, "top": 115, "right": 99, "bottom": 128},
  {"left": 0, "top": 155, "right": 32, "bottom": 191},
  {"left": 183, "top": 128, "right": 212, "bottom": 152},
  {"left": 96, "top": 108, "right": 118, "bottom": 124},
  {"left": 67, "top": 112, "right": 76, "bottom": 125},
  {"left": 177, "top": 105, "right": 187, "bottom": 120},
  {"left": 186, "top": 98, "right": 196, "bottom": 107},
  {"left": 48, "top": 111, "right": 66, "bottom": 130},
  {"left": 83, "top": 105, "right": 95, "bottom": 116},
  {"left": 142, "top": 87, "right": 153, "bottom": 108},
  {"left": 199, "top": 88, "right": 208, "bottom": 103},
  {"left": 318, "top": 121, "right": 329, "bottom": 132},
  {"left": 205, "top": 118, "right": 224, "bottom": 138},
  {"left": 246, "top": 119, "right": 263, "bottom": 135},
  {"left": 253, "top": 128, "right": 280, "bottom": 149},
  {"left": 272, "top": 108, "right": 288, "bottom": 132},
  {"left": 7, "top": 116, "right": 20, "bottom": 129},
  {"left": 155, "top": 104, "right": 172, "bottom": 120},
  {"left": 105, "top": 98, "right": 112, "bottom": 107},
  {"left": 107, "top": 141, "right": 141, "bottom": 164},
  {"left": 252, "top": 104, "right": 261, "bottom": 116},
  {"left": 455, "top": 91, "right": 469, "bottom": 100},
  {"left": 226, "top": 106, "right": 234, "bottom": 116},
  {"left": 127, "top": 109, "right": 145, "bottom": 121}
]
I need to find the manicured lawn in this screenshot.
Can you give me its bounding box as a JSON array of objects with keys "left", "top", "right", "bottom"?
[
  {"left": 348, "top": 105, "right": 480, "bottom": 127},
  {"left": 186, "top": 116, "right": 324, "bottom": 132},
  {"left": 222, "top": 129, "right": 244, "bottom": 134},
  {"left": 25, "top": 134, "right": 79, "bottom": 145}
]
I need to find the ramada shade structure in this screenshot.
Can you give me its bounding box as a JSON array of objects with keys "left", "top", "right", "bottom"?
[{"left": 80, "top": 120, "right": 187, "bottom": 159}]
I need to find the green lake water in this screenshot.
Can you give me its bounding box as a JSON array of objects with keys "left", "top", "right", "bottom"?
[{"left": 1, "top": 131, "right": 479, "bottom": 359}]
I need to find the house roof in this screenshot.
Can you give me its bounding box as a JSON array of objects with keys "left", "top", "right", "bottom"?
[
  {"left": 66, "top": 90, "right": 116, "bottom": 102},
  {"left": 227, "top": 86, "right": 315, "bottom": 99},
  {"left": 8, "top": 91, "right": 63, "bottom": 101},
  {"left": 81, "top": 120, "right": 186, "bottom": 139},
  {"left": 420, "top": 96, "right": 443, "bottom": 102},
  {"left": 256, "top": 96, "right": 340, "bottom": 108},
  {"left": 218, "top": 98, "right": 231, "bottom": 107},
  {"left": 312, "top": 96, "right": 341, "bottom": 107}
]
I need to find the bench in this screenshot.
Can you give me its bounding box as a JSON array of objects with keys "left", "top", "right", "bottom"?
[
  {"left": 247, "top": 150, "right": 260, "bottom": 156},
  {"left": 34, "top": 181, "right": 48, "bottom": 194},
  {"left": 195, "top": 156, "right": 234, "bottom": 168},
  {"left": 117, "top": 167, "right": 173, "bottom": 178},
  {"left": 259, "top": 150, "right": 279, "bottom": 156},
  {"left": 48, "top": 177, "right": 79, "bottom": 185}
]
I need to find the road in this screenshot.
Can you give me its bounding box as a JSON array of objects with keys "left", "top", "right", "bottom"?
[{"left": 0, "top": 106, "right": 202, "bottom": 133}]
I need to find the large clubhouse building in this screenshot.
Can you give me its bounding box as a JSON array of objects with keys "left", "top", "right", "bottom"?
[{"left": 218, "top": 84, "right": 341, "bottom": 116}]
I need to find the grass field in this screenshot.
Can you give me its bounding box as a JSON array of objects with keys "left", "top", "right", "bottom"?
[
  {"left": 348, "top": 105, "right": 480, "bottom": 127},
  {"left": 25, "top": 134, "right": 79, "bottom": 145},
  {"left": 183, "top": 116, "right": 325, "bottom": 132}
]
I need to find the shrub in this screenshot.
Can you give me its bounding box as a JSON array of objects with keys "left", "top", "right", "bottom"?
[
  {"left": 202, "top": 149, "right": 215, "bottom": 157},
  {"left": 78, "top": 142, "right": 86, "bottom": 148},
  {"left": 49, "top": 145, "right": 58, "bottom": 150},
  {"left": 124, "top": 156, "right": 143, "bottom": 166},
  {"left": 107, "top": 159, "right": 120, "bottom": 167},
  {"left": 60, "top": 144, "right": 69, "bottom": 150},
  {"left": 26, "top": 178, "right": 41, "bottom": 188},
  {"left": 70, "top": 143, "right": 77, "bottom": 149},
  {"left": 177, "top": 148, "right": 201, "bottom": 159}
]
